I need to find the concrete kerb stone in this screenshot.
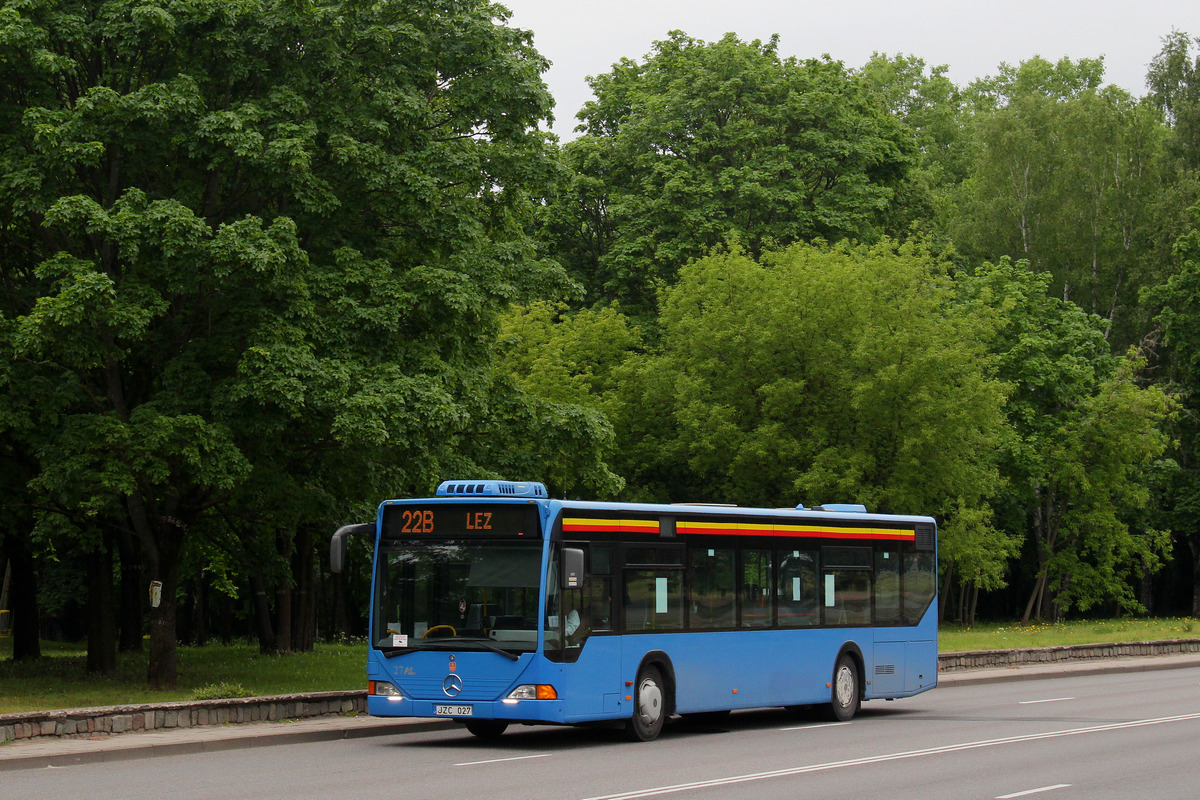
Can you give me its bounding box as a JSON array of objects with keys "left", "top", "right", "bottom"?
[{"left": 0, "top": 690, "right": 368, "bottom": 745}]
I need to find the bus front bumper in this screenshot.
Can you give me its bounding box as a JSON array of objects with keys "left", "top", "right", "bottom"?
[{"left": 368, "top": 694, "right": 566, "bottom": 723}]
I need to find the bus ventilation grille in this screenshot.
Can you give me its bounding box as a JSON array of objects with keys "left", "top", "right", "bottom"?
[
  {"left": 915, "top": 522, "right": 936, "bottom": 551},
  {"left": 436, "top": 480, "right": 548, "bottom": 498}
]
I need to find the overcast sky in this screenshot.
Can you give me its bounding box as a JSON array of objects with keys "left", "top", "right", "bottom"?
[{"left": 501, "top": 0, "right": 1198, "bottom": 139}]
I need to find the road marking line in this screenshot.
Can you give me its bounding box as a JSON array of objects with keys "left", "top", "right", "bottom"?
[
  {"left": 778, "top": 722, "right": 850, "bottom": 732},
  {"left": 1019, "top": 698, "right": 1076, "bottom": 705},
  {"left": 456, "top": 753, "right": 551, "bottom": 767},
  {"left": 997, "top": 784, "right": 1072, "bottom": 798},
  {"left": 579, "top": 712, "right": 1200, "bottom": 800}
]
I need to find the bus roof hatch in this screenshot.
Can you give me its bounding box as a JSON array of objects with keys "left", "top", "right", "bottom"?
[{"left": 436, "top": 480, "right": 548, "bottom": 498}]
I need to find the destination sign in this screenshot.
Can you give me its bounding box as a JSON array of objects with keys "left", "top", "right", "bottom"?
[{"left": 381, "top": 503, "right": 540, "bottom": 539}]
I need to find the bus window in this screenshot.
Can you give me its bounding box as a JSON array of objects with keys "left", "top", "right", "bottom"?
[
  {"left": 875, "top": 550, "right": 901, "bottom": 625},
  {"left": 776, "top": 549, "right": 818, "bottom": 627},
  {"left": 687, "top": 548, "right": 735, "bottom": 629},
  {"left": 903, "top": 552, "right": 936, "bottom": 623},
  {"left": 821, "top": 546, "right": 871, "bottom": 625},
  {"left": 624, "top": 568, "right": 683, "bottom": 631},
  {"left": 740, "top": 549, "right": 772, "bottom": 628}
]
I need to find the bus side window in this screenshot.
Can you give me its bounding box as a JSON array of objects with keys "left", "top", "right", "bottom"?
[
  {"left": 687, "top": 547, "right": 735, "bottom": 629},
  {"left": 776, "top": 549, "right": 818, "bottom": 628},
  {"left": 740, "top": 549, "right": 772, "bottom": 628},
  {"left": 875, "top": 550, "right": 901, "bottom": 624}
]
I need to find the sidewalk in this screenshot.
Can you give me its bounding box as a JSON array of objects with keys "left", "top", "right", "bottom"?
[
  {"left": 0, "top": 712, "right": 452, "bottom": 771},
  {"left": 937, "top": 650, "right": 1200, "bottom": 686},
  {"left": 4, "top": 651, "right": 1200, "bottom": 771}
]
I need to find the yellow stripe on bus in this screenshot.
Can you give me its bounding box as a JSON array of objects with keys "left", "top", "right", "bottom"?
[
  {"left": 563, "top": 517, "right": 660, "bottom": 533},
  {"left": 563, "top": 517, "right": 915, "bottom": 541}
]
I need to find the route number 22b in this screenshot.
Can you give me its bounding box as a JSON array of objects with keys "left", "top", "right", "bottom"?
[{"left": 401, "top": 509, "right": 435, "bottom": 534}]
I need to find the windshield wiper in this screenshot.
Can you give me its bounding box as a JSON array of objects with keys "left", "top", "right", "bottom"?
[
  {"left": 380, "top": 646, "right": 415, "bottom": 659},
  {"left": 417, "top": 637, "right": 521, "bottom": 661}
]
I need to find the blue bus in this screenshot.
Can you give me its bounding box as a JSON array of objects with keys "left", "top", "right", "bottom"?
[{"left": 330, "top": 479, "right": 938, "bottom": 741}]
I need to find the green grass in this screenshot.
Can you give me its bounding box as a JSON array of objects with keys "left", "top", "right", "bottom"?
[
  {"left": 0, "top": 638, "right": 366, "bottom": 715},
  {"left": 2, "top": 617, "right": 1198, "bottom": 714},
  {"left": 939, "top": 616, "right": 1199, "bottom": 652}
]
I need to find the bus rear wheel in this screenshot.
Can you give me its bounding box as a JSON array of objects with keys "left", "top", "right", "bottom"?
[
  {"left": 465, "top": 720, "right": 508, "bottom": 739},
  {"left": 626, "top": 665, "right": 666, "bottom": 741},
  {"left": 825, "top": 654, "right": 860, "bottom": 722}
]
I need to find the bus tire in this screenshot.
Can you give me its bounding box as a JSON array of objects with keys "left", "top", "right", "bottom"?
[
  {"left": 626, "top": 664, "right": 666, "bottom": 741},
  {"left": 465, "top": 720, "right": 508, "bottom": 739},
  {"left": 825, "top": 653, "right": 860, "bottom": 722}
]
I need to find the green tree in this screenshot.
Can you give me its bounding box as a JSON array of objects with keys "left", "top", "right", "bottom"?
[
  {"left": 0, "top": 0, "right": 597, "bottom": 686},
  {"left": 1148, "top": 30, "right": 1200, "bottom": 170},
  {"left": 542, "top": 32, "right": 914, "bottom": 310},
  {"left": 612, "top": 241, "right": 1011, "bottom": 586},
  {"left": 1147, "top": 208, "right": 1200, "bottom": 615},
  {"left": 856, "top": 52, "right": 971, "bottom": 233},
  {"left": 958, "top": 258, "right": 1173, "bottom": 622},
  {"left": 948, "top": 57, "right": 1174, "bottom": 346}
]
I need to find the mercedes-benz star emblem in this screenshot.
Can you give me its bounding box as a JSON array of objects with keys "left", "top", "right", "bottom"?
[{"left": 442, "top": 674, "right": 464, "bottom": 697}]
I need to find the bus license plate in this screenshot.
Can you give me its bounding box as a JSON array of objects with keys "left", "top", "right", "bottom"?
[{"left": 436, "top": 705, "right": 473, "bottom": 717}]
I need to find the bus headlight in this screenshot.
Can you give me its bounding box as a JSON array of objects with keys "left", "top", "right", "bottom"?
[
  {"left": 505, "top": 684, "right": 558, "bottom": 701},
  {"left": 369, "top": 680, "right": 403, "bottom": 699}
]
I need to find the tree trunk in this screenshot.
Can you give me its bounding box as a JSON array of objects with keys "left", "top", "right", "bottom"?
[
  {"left": 147, "top": 555, "right": 181, "bottom": 689},
  {"left": 116, "top": 530, "right": 143, "bottom": 652},
  {"left": 275, "top": 531, "right": 294, "bottom": 654},
  {"left": 2, "top": 531, "right": 41, "bottom": 661},
  {"left": 189, "top": 573, "right": 208, "bottom": 647},
  {"left": 127, "top": 490, "right": 186, "bottom": 690},
  {"left": 1021, "top": 572, "right": 1045, "bottom": 626},
  {"left": 938, "top": 563, "right": 953, "bottom": 625},
  {"left": 251, "top": 572, "right": 276, "bottom": 654},
  {"left": 1190, "top": 537, "right": 1200, "bottom": 618},
  {"left": 86, "top": 535, "right": 118, "bottom": 676},
  {"left": 291, "top": 527, "right": 315, "bottom": 652}
]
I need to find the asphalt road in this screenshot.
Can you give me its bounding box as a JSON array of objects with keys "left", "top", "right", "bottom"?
[{"left": 5, "top": 665, "right": 1200, "bottom": 800}]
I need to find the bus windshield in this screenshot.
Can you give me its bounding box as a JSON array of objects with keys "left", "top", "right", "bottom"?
[{"left": 374, "top": 540, "right": 543, "bottom": 656}]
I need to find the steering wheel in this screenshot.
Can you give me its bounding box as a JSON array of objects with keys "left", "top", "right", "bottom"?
[{"left": 422, "top": 624, "right": 457, "bottom": 639}]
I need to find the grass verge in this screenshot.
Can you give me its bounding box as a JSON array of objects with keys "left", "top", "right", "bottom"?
[
  {"left": 0, "top": 639, "right": 364, "bottom": 715},
  {"left": 939, "top": 616, "right": 1198, "bottom": 652}
]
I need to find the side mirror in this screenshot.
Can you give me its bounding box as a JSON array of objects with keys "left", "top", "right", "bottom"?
[
  {"left": 561, "top": 548, "right": 585, "bottom": 589},
  {"left": 330, "top": 522, "right": 374, "bottom": 573}
]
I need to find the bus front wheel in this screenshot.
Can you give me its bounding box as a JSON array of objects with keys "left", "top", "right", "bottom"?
[
  {"left": 465, "top": 720, "right": 508, "bottom": 739},
  {"left": 626, "top": 665, "right": 666, "bottom": 741},
  {"left": 825, "top": 654, "right": 860, "bottom": 722}
]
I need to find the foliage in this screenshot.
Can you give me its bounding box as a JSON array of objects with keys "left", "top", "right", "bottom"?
[
  {"left": 1148, "top": 30, "right": 1200, "bottom": 170},
  {"left": 540, "top": 31, "right": 915, "bottom": 310},
  {"left": 612, "top": 239, "right": 1008, "bottom": 532},
  {"left": 1146, "top": 206, "right": 1200, "bottom": 615},
  {"left": 0, "top": 0, "right": 608, "bottom": 686},
  {"left": 959, "top": 258, "right": 1173, "bottom": 619},
  {"left": 947, "top": 57, "right": 1175, "bottom": 344}
]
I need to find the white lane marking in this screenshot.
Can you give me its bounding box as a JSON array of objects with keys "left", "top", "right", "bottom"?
[
  {"left": 456, "top": 753, "right": 551, "bottom": 767},
  {"left": 1019, "top": 697, "right": 1076, "bottom": 705},
  {"left": 778, "top": 722, "right": 850, "bottom": 732},
  {"left": 997, "top": 784, "right": 1072, "bottom": 798},
  {"left": 579, "top": 712, "right": 1200, "bottom": 800}
]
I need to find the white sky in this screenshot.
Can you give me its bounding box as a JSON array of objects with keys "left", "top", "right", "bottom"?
[{"left": 500, "top": 0, "right": 1199, "bottom": 139}]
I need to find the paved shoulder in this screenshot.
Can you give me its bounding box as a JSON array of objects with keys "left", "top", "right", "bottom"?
[
  {"left": 0, "top": 715, "right": 449, "bottom": 771},
  {"left": 938, "top": 651, "right": 1200, "bottom": 687}
]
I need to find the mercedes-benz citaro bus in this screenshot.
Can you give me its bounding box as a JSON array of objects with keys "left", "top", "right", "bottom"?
[{"left": 329, "top": 479, "right": 938, "bottom": 741}]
